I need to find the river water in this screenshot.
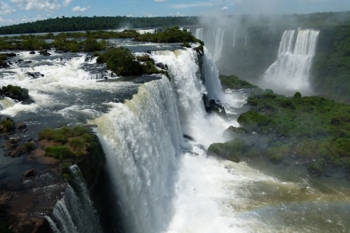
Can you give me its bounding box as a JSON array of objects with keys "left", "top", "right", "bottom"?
[{"left": 0, "top": 40, "right": 349, "bottom": 232}]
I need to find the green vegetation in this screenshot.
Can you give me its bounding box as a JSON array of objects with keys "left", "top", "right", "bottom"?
[
  {"left": 0, "top": 85, "right": 29, "bottom": 101},
  {"left": 97, "top": 47, "right": 169, "bottom": 76},
  {"left": 0, "top": 55, "right": 8, "bottom": 68},
  {"left": 208, "top": 87, "right": 350, "bottom": 177},
  {"left": 38, "top": 125, "right": 92, "bottom": 160},
  {"left": 45, "top": 146, "right": 76, "bottom": 160},
  {"left": 0, "top": 16, "right": 198, "bottom": 35},
  {"left": 311, "top": 25, "right": 350, "bottom": 103},
  {"left": 0, "top": 118, "right": 15, "bottom": 133},
  {"left": 96, "top": 47, "right": 143, "bottom": 76},
  {"left": 135, "top": 26, "right": 201, "bottom": 44},
  {"left": 219, "top": 74, "right": 258, "bottom": 89}
]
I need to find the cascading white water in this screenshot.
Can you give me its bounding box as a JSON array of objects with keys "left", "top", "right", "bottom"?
[
  {"left": 262, "top": 29, "right": 319, "bottom": 94},
  {"left": 47, "top": 165, "right": 102, "bottom": 233},
  {"left": 1, "top": 40, "right": 348, "bottom": 233},
  {"left": 213, "top": 28, "right": 225, "bottom": 62},
  {"left": 202, "top": 47, "right": 225, "bottom": 102},
  {"left": 91, "top": 77, "right": 185, "bottom": 233},
  {"left": 0, "top": 97, "right": 16, "bottom": 109},
  {"left": 151, "top": 48, "right": 231, "bottom": 147},
  {"left": 195, "top": 28, "right": 204, "bottom": 41}
]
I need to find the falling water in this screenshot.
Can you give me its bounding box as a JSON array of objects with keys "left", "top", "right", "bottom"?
[
  {"left": 1, "top": 41, "right": 349, "bottom": 233},
  {"left": 92, "top": 77, "right": 184, "bottom": 233},
  {"left": 232, "top": 28, "right": 237, "bottom": 48},
  {"left": 213, "top": 28, "right": 225, "bottom": 62},
  {"left": 195, "top": 28, "right": 204, "bottom": 41},
  {"left": 47, "top": 165, "right": 103, "bottom": 233},
  {"left": 262, "top": 29, "right": 320, "bottom": 94}
]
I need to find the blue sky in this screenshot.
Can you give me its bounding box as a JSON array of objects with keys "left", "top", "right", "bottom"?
[{"left": 1, "top": 0, "right": 350, "bottom": 26}]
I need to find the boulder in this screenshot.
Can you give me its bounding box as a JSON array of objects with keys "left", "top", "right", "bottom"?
[
  {"left": 3, "top": 137, "right": 21, "bottom": 151},
  {"left": 24, "top": 169, "right": 35, "bottom": 177},
  {"left": 155, "top": 62, "right": 168, "bottom": 70},
  {"left": 17, "top": 123, "right": 27, "bottom": 130},
  {"left": 39, "top": 50, "right": 50, "bottom": 56},
  {"left": 223, "top": 126, "right": 248, "bottom": 140},
  {"left": 25, "top": 72, "right": 44, "bottom": 79}
]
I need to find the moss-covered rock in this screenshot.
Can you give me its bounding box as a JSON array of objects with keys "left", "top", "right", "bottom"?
[
  {"left": 0, "top": 85, "right": 29, "bottom": 102},
  {"left": 219, "top": 74, "right": 258, "bottom": 90}
]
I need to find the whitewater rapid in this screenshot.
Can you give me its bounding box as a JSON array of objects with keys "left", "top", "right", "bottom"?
[{"left": 0, "top": 45, "right": 349, "bottom": 233}]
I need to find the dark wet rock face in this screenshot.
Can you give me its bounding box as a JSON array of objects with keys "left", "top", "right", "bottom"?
[{"left": 0, "top": 168, "right": 65, "bottom": 233}]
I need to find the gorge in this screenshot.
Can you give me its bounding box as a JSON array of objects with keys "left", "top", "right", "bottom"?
[{"left": 0, "top": 15, "right": 350, "bottom": 233}]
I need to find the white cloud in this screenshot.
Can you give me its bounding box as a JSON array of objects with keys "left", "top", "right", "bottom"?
[
  {"left": 10, "top": 0, "right": 60, "bottom": 11},
  {"left": 72, "top": 5, "right": 90, "bottom": 12},
  {"left": 62, "top": 0, "right": 72, "bottom": 7},
  {"left": 0, "top": 2, "right": 16, "bottom": 15},
  {"left": 154, "top": 0, "right": 167, "bottom": 2},
  {"left": 221, "top": 6, "right": 228, "bottom": 11},
  {"left": 170, "top": 1, "right": 215, "bottom": 9}
]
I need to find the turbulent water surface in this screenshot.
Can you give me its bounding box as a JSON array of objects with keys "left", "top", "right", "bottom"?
[{"left": 0, "top": 40, "right": 349, "bottom": 233}]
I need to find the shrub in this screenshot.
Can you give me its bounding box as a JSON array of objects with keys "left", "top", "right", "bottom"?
[
  {"left": 82, "top": 133, "right": 93, "bottom": 143},
  {"left": 0, "top": 119, "right": 15, "bottom": 132},
  {"left": 38, "top": 128, "right": 56, "bottom": 140},
  {"left": 54, "top": 132, "right": 68, "bottom": 144},
  {"left": 69, "top": 138, "right": 85, "bottom": 151},
  {"left": 45, "top": 146, "right": 76, "bottom": 160},
  {"left": 237, "top": 110, "right": 270, "bottom": 130},
  {"left": 83, "top": 37, "right": 101, "bottom": 52},
  {"left": 97, "top": 47, "right": 143, "bottom": 76},
  {"left": 25, "top": 141, "right": 35, "bottom": 150},
  {"left": 60, "top": 126, "right": 74, "bottom": 137},
  {"left": 73, "top": 125, "right": 89, "bottom": 136}
]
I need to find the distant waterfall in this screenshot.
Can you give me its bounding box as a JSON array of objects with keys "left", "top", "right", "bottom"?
[
  {"left": 195, "top": 28, "right": 204, "bottom": 40},
  {"left": 213, "top": 28, "right": 225, "bottom": 62},
  {"left": 262, "top": 29, "right": 319, "bottom": 94},
  {"left": 47, "top": 165, "right": 102, "bottom": 233}
]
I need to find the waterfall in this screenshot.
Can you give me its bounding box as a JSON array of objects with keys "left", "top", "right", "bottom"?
[
  {"left": 213, "top": 28, "right": 225, "bottom": 62},
  {"left": 46, "top": 165, "right": 103, "bottom": 233},
  {"left": 202, "top": 47, "right": 225, "bottom": 102},
  {"left": 92, "top": 77, "right": 184, "bottom": 233},
  {"left": 262, "top": 29, "right": 320, "bottom": 94},
  {"left": 151, "top": 48, "right": 229, "bottom": 147},
  {"left": 0, "top": 97, "right": 16, "bottom": 109},
  {"left": 195, "top": 28, "right": 204, "bottom": 41},
  {"left": 232, "top": 28, "right": 237, "bottom": 48}
]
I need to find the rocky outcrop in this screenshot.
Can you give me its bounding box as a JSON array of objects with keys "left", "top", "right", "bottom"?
[{"left": 0, "top": 124, "right": 106, "bottom": 233}]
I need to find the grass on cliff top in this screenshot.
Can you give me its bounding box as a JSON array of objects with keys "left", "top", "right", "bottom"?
[
  {"left": 38, "top": 126, "right": 94, "bottom": 160},
  {"left": 219, "top": 74, "right": 258, "bottom": 90},
  {"left": 210, "top": 75, "right": 350, "bottom": 177}
]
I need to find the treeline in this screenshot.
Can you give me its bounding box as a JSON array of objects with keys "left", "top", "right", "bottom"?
[
  {"left": 0, "top": 27, "right": 200, "bottom": 51},
  {"left": 0, "top": 16, "right": 198, "bottom": 35}
]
